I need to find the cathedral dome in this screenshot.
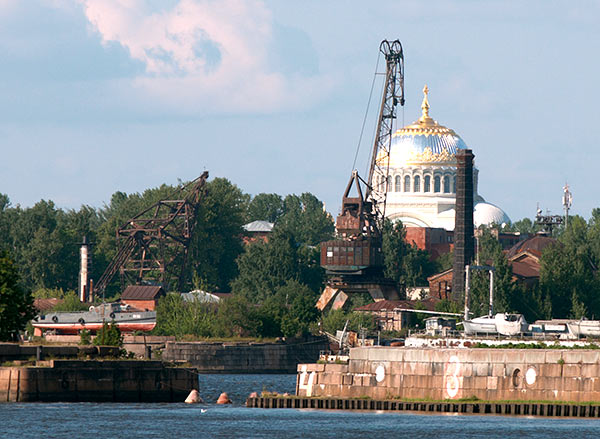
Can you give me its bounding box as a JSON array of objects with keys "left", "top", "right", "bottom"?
[
  {"left": 474, "top": 201, "right": 511, "bottom": 228},
  {"left": 389, "top": 85, "right": 467, "bottom": 166}
]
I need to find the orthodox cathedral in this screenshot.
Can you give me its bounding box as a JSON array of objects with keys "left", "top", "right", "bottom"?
[{"left": 382, "top": 86, "right": 510, "bottom": 231}]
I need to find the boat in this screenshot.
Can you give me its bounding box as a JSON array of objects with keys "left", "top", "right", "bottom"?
[
  {"left": 566, "top": 319, "right": 600, "bottom": 338},
  {"left": 462, "top": 315, "right": 497, "bottom": 335},
  {"left": 494, "top": 313, "right": 528, "bottom": 336},
  {"left": 32, "top": 303, "right": 156, "bottom": 335}
]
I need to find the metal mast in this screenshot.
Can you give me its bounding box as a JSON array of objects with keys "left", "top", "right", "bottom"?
[
  {"left": 366, "top": 39, "right": 405, "bottom": 230},
  {"left": 563, "top": 183, "right": 572, "bottom": 229}
]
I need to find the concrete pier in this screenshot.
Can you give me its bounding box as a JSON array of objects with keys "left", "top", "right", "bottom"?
[
  {"left": 296, "top": 347, "right": 600, "bottom": 402},
  {"left": 0, "top": 360, "right": 197, "bottom": 402}
]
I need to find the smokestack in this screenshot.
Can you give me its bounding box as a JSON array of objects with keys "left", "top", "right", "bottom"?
[
  {"left": 79, "top": 236, "right": 90, "bottom": 303},
  {"left": 453, "top": 149, "right": 475, "bottom": 301}
]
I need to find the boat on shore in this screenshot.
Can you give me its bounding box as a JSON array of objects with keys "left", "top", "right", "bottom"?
[
  {"left": 495, "top": 313, "right": 529, "bottom": 336},
  {"left": 566, "top": 319, "right": 600, "bottom": 338},
  {"left": 462, "top": 315, "right": 497, "bottom": 335},
  {"left": 32, "top": 303, "right": 156, "bottom": 335}
]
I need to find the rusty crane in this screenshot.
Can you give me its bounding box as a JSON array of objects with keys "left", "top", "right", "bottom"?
[
  {"left": 317, "top": 40, "right": 405, "bottom": 311},
  {"left": 91, "top": 171, "right": 209, "bottom": 301}
]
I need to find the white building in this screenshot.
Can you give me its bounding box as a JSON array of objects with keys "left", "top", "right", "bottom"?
[{"left": 380, "top": 85, "right": 510, "bottom": 230}]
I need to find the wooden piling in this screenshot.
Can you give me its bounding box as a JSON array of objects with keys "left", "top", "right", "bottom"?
[{"left": 246, "top": 396, "right": 600, "bottom": 418}]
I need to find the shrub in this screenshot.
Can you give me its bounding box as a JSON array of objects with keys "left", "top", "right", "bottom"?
[{"left": 93, "top": 321, "right": 122, "bottom": 347}]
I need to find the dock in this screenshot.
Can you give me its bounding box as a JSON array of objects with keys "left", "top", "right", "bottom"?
[{"left": 247, "top": 396, "right": 600, "bottom": 418}]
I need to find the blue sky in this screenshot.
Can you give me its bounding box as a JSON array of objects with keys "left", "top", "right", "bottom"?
[{"left": 1, "top": 0, "right": 598, "bottom": 222}]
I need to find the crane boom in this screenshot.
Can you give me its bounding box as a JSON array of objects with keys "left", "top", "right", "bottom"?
[{"left": 366, "top": 39, "right": 405, "bottom": 230}]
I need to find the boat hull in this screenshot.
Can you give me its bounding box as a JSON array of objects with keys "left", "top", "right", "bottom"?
[
  {"left": 463, "top": 317, "right": 497, "bottom": 335},
  {"left": 32, "top": 309, "right": 156, "bottom": 334}
]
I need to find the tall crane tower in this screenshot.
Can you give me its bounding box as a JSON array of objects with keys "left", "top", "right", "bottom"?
[
  {"left": 92, "top": 172, "right": 209, "bottom": 301},
  {"left": 317, "top": 40, "right": 405, "bottom": 311}
]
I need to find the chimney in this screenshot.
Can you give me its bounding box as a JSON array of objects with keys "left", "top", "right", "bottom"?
[
  {"left": 452, "top": 149, "right": 475, "bottom": 301},
  {"left": 79, "top": 236, "right": 90, "bottom": 302}
]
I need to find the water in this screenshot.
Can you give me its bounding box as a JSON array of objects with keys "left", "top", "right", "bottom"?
[{"left": 2, "top": 374, "right": 600, "bottom": 439}]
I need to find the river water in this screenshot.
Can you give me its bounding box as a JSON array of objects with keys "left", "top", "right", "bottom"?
[{"left": 2, "top": 374, "right": 600, "bottom": 439}]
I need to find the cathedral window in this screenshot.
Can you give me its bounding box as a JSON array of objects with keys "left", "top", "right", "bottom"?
[
  {"left": 414, "top": 175, "right": 421, "bottom": 192},
  {"left": 404, "top": 175, "right": 410, "bottom": 192},
  {"left": 452, "top": 176, "right": 456, "bottom": 193},
  {"left": 443, "top": 176, "right": 450, "bottom": 193},
  {"left": 434, "top": 176, "right": 441, "bottom": 193},
  {"left": 395, "top": 175, "right": 401, "bottom": 192},
  {"left": 424, "top": 175, "right": 431, "bottom": 192}
]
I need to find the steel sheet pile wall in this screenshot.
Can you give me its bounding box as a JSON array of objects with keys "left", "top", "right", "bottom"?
[{"left": 297, "top": 347, "right": 600, "bottom": 402}]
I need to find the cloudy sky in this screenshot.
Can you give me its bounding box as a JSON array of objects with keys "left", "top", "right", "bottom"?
[{"left": 1, "top": 0, "right": 598, "bottom": 221}]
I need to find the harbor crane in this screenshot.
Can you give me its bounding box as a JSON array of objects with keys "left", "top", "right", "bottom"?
[{"left": 317, "top": 40, "right": 405, "bottom": 311}]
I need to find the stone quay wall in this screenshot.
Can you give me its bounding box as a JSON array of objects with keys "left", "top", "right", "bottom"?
[
  {"left": 0, "top": 343, "right": 120, "bottom": 361},
  {"left": 296, "top": 347, "right": 600, "bottom": 402},
  {"left": 163, "top": 338, "right": 328, "bottom": 373},
  {"left": 0, "top": 360, "right": 196, "bottom": 402}
]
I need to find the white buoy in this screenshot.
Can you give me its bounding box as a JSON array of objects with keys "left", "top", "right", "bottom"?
[{"left": 185, "top": 389, "right": 203, "bottom": 404}]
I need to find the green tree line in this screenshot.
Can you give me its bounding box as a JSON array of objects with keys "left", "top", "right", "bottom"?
[{"left": 464, "top": 209, "right": 600, "bottom": 322}]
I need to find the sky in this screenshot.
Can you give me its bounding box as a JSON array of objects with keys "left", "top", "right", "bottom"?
[{"left": 1, "top": 0, "right": 598, "bottom": 222}]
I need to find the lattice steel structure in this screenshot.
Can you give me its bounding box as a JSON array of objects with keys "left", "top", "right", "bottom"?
[
  {"left": 366, "top": 39, "right": 405, "bottom": 232},
  {"left": 94, "top": 171, "right": 209, "bottom": 299}
]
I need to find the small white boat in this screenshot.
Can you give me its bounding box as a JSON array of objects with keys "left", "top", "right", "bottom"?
[
  {"left": 566, "top": 320, "right": 600, "bottom": 338},
  {"left": 494, "top": 313, "right": 528, "bottom": 336},
  {"left": 463, "top": 315, "right": 497, "bottom": 335}
]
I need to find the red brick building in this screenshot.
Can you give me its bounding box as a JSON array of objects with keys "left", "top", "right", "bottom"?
[{"left": 120, "top": 285, "right": 165, "bottom": 311}]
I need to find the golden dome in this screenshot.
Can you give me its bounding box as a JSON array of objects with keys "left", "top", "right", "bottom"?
[
  {"left": 389, "top": 85, "right": 467, "bottom": 164},
  {"left": 394, "top": 85, "right": 461, "bottom": 138}
]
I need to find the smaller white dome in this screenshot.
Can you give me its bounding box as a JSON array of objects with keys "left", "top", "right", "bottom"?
[{"left": 474, "top": 202, "right": 510, "bottom": 228}]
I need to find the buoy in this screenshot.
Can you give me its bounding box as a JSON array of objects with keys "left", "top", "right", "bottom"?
[
  {"left": 216, "top": 392, "right": 232, "bottom": 404},
  {"left": 185, "top": 389, "right": 203, "bottom": 404}
]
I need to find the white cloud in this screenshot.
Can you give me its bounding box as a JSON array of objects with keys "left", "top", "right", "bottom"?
[{"left": 80, "top": 0, "right": 330, "bottom": 113}]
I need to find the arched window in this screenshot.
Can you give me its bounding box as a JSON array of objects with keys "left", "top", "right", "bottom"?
[
  {"left": 443, "top": 176, "right": 450, "bottom": 193},
  {"left": 434, "top": 176, "right": 441, "bottom": 193},
  {"left": 404, "top": 175, "right": 410, "bottom": 192},
  {"left": 452, "top": 176, "right": 456, "bottom": 193},
  {"left": 424, "top": 175, "right": 431, "bottom": 192},
  {"left": 387, "top": 176, "right": 391, "bottom": 192},
  {"left": 414, "top": 175, "right": 421, "bottom": 192},
  {"left": 395, "top": 175, "right": 401, "bottom": 192}
]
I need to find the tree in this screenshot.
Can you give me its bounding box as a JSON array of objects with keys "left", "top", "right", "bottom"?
[
  {"left": 539, "top": 215, "right": 600, "bottom": 319},
  {"left": 154, "top": 293, "right": 219, "bottom": 338},
  {"left": 93, "top": 321, "right": 123, "bottom": 347},
  {"left": 502, "top": 217, "right": 542, "bottom": 235},
  {"left": 467, "top": 228, "right": 516, "bottom": 316},
  {"left": 0, "top": 251, "right": 35, "bottom": 341},
  {"left": 276, "top": 193, "right": 334, "bottom": 246},
  {"left": 231, "top": 228, "right": 300, "bottom": 303},
  {"left": 188, "top": 178, "right": 249, "bottom": 292},
  {"left": 247, "top": 193, "right": 284, "bottom": 223},
  {"left": 382, "top": 220, "right": 436, "bottom": 287}
]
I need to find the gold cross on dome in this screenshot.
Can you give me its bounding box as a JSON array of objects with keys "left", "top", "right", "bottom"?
[{"left": 420, "top": 84, "right": 431, "bottom": 121}]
